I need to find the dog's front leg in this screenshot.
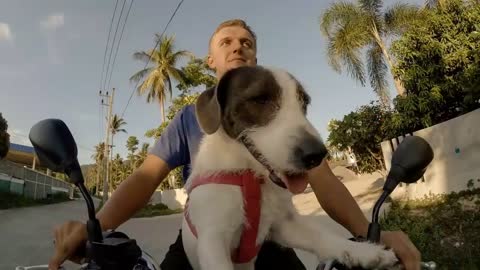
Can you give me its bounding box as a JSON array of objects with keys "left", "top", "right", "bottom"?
[
  {"left": 196, "top": 232, "right": 235, "bottom": 270},
  {"left": 188, "top": 185, "right": 245, "bottom": 270},
  {"left": 270, "top": 212, "right": 398, "bottom": 269}
]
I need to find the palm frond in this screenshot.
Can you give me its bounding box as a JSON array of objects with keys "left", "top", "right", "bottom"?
[
  {"left": 320, "top": 1, "right": 364, "bottom": 37},
  {"left": 172, "top": 50, "right": 194, "bottom": 62},
  {"left": 132, "top": 51, "right": 153, "bottom": 63},
  {"left": 137, "top": 71, "right": 157, "bottom": 98},
  {"left": 326, "top": 20, "right": 371, "bottom": 86},
  {"left": 359, "top": 0, "right": 383, "bottom": 16},
  {"left": 425, "top": 0, "right": 441, "bottom": 9},
  {"left": 384, "top": 3, "right": 423, "bottom": 36},
  {"left": 327, "top": 42, "right": 344, "bottom": 73},
  {"left": 168, "top": 67, "right": 188, "bottom": 86},
  {"left": 165, "top": 75, "right": 173, "bottom": 100},
  {"left": 129, "top": 67, "right": 154, "bottom": 83},
  {"left": 367, "top": 43, "right": 390, "bottom": 104},
  {"left": 150, "top": 72, "right": 167, "bottom": 102}
]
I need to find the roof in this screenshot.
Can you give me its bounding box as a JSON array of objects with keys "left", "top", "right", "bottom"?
[{"left": 9, "top": 143, "right": 35, "bottom": 154}]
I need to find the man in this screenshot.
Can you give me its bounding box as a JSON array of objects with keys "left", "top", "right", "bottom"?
[{"left": 49, "top": 19, "right": 421, "bottom": 270}]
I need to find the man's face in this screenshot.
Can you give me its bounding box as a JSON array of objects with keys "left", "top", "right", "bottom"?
[{"left": 208, "top": 26, "right": 257, "bottom": 78}]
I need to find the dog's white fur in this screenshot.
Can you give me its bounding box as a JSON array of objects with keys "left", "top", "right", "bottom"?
[{"left": 181, "top": 67, "right": 398, "bottom": 270}]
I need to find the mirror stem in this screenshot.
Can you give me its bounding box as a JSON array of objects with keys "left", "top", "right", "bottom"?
[
  {"left": 66, "top": 160, "right": 103, "bottom": 243},
  {"left": 78, "top": 183, "right": 104, "bottom": 243},
  {"left": 367, "top": 190, "right": 390, "bottom": 243}
]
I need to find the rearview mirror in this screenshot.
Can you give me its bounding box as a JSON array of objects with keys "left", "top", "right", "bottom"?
[
  {"left": 29, "top": 118, "right": 83, "bottom": 185},
  {"left": 384, "top": 135, "right": 434, "bottom": 192}
]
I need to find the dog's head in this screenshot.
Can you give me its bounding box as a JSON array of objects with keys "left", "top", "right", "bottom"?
[{"left": 195, "top": 66, "right": 327, "bottom": 193}]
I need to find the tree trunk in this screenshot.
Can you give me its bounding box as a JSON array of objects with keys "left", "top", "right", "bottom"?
[
  {"left": 159, "top": 95, "right": 166, "bottom": 123},
  {"left": 371, "top": 22, "right": 406, "bottom": 97},
  {"left": 95, "top": 165, "right": 101, "bottom": 196}
]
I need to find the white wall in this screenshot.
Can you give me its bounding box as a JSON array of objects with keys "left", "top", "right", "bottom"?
[
  {"left": 381, "top": 108, "right": 480, "bottom": 200},
  {"left": 150, "top": 188, "right": 188, "bottom": 210}
]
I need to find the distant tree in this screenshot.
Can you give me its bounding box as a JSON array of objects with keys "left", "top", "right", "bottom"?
[
  {"left": 327, "top": 101, "right": 395, "bottom": 173},
  {"left": 130, "top": 34, "right": 193, "bottom": 122},
  {"left": 320, "top": 0, "right": 425, "bottom": 107},
  {"left": 389, "top": 0, "right": 480, "bottom": 133},
  {"left": 176, "top": 56, "right": 217, "bottom": 92},
  {"left": 0, "top": 113, "right": 10, "bottom": 159}
]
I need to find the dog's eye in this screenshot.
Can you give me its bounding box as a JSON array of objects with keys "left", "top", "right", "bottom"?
[{"left": 250, "top": 95, "right": 269, "bottom": 105}]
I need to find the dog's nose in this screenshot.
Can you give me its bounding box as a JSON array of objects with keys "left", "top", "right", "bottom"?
[
  {"left": 294, "top": 135, "right": 328, "bottom": 170},
  {"left": 301, "top": 151, "right": 326, "bottom": 170}
]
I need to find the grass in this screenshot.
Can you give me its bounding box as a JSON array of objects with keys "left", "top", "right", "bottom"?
[
  {"left": 95, "top": 199, "right": 183, "bottom": 217},
  {"left": 379, "top": 186, "right": 480, "bottom": 270},
  {"left": 0, "top": 191, "right": 72, "bottom": 209},
  {"left": 132, "top": 203, "right": 183, "bottom": 218}
]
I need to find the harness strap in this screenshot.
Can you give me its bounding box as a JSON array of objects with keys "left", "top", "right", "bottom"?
[{"left": 184, "top": 170, "right": 264, "bottom": 263}]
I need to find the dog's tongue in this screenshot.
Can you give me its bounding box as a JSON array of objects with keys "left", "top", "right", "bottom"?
[{"left": 284, "top": 174, "right": 308, "bottom": 194}]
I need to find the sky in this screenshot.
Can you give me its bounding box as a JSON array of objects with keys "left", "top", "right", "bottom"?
[{"left": 0, "top": 0, "right": 425, "bottom": 165}]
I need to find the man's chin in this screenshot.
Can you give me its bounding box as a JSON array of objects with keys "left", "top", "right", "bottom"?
[{"left": 228, "top": 62, "right": 255, "bottom": 70}]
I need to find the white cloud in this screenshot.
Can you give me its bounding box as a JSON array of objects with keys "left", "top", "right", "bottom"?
[
  {"left": 40, "top": 13, "right": 64, "bottom": 30},
  {"left": 0, "top": 23, "right": 12, "bottom": 41},
  {"left": 7, "top": 128, "right": 32, "bottom": 146}
]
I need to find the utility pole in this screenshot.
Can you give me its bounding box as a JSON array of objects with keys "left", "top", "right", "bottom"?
[{"left": 100, "top": 88, "right": 115, "bottom": 203}]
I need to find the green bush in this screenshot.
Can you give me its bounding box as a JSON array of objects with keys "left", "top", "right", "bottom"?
[
  {"left": 380, "top": 187, "right": 480, "bottom": 269},
  {"left": 95, "top": 200, "right": 182, "bottom": 217},
  {"left": 0, "top": 191, "right": 72, "bottom": 209}
]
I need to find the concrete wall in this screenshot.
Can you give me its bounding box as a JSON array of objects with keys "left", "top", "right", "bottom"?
[
  {"left": 381, "top": 108, "right": 480, "bottom": 200},
  {"left": 150, "top": 188, "right": 188, "bottom": 210}
]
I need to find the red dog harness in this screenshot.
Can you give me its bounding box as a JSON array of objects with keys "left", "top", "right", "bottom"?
[{"left": 184, "top": 170, "right": 264, "bottom": 264}]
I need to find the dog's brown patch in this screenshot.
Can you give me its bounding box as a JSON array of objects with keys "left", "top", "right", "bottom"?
[{"left": 219, "top": 67, "right": 282, "bottom": 138}]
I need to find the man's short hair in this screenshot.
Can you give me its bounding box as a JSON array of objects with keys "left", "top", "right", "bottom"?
[{"left": 208, "top": 19, "right": 257, "bottom": 52}]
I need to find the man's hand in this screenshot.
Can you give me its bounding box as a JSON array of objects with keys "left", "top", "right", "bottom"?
[
  {"left": 49, "top": 221, "right": 88, "bottom": 270},
  {"left": 381, "top": 230, "right": 421, "bottom": 270}
]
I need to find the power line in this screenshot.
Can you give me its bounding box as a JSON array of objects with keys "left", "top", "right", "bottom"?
[
  {"left": 106, "top": 0, "right": 134, "bottom": 91},
  {"left": 99, "top": 0, "right": 120, "bottom": 92},
  {"left": 103, "top": 0, "right": 127, "bottom": 91},
  {"left": 120, "top": 0, "right": 185, "bottom": 118},
  {"left": 99, "top": 0, "right": 119, "bottom": 147}
]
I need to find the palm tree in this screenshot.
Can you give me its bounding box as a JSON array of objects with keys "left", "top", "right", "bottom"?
[
  {"left": 134, "top": 143, "right": 150, "bottom": 169},
  {"left": 91, "top": 142, "right": 105, "bottom": 196},
  {"left": 108, "top": 114, "right": 127, "bottom": 192},
  {"left": 130, "top": 34, "right": 193, "bottom": 123},
  {"left": 126, "top": 136, "right": 139, "bottom": 171},
  {"left": 320, "top": 0, "right": 424, "bottom": 107}
]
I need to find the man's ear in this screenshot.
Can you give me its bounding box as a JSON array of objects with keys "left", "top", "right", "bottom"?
[{"left": 207, "top": 54, "right": 215, "bottom": 70}]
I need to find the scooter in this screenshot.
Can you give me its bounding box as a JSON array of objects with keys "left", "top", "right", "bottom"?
[
  {"left": 316, "top": 135, "right": 437, "bottom": 270},
  {"left": 17, "top": 118, "right": 437, "bottom": 270}
]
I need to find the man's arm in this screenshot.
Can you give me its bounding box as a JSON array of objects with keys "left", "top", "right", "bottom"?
[
  {"left": 308, "top": 159, "right": 422, "bottom": 270},
  {"left": 307, "top": 159, "right": 369, "bottom": 238},
  {"left": 96, "top": 155, "right": 171, "bottom": 231}
]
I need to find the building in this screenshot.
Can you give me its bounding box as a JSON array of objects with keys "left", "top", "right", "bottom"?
[{"left": 0, "top": 142, "right": 72, "bottom": 199}]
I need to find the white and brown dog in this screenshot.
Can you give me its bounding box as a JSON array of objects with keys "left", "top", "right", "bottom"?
[{"left": 180, "top": 66, "right": 398, "bottom": 270}]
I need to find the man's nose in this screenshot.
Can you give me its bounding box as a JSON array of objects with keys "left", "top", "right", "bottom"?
[{"left": 231, "top": 40, "right": 243, "bottom": 53}]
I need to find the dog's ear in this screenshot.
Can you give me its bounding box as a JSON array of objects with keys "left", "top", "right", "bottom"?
[
  {"left": 196, "top": 66, "right": 259, "bottom": 134},
  {"left": 195, "top": 86, "right": 221, "bottom": 134}
]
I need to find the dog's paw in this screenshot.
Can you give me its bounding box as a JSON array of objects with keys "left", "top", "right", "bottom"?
[{"left": 340, "top": 242, "right": 398, "bottom": 269}]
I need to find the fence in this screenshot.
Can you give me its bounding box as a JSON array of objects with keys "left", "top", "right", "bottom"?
[{"left": 0, "top": 160, "right": 73, "bottom": 199}]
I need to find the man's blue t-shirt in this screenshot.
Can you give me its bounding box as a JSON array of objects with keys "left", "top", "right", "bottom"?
[{"left": 149, "top": 104, "right": 204, "bottom": 184}]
